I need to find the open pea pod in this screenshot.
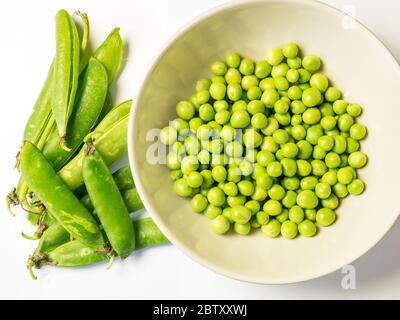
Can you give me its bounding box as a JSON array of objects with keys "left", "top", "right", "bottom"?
[
  {"left": 58, "top": 100, "right": 131, "bottom": 190},
  {"left": 43, "top": 57, "right": 108, "bottom": 171},
  {"left": 52, "top": 9, "right": 80, "bottom": 151}
]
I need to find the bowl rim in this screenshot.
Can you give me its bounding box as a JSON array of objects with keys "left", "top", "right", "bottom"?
[{"left": 128, "top": 0, "right": 400, "bottom": 284}]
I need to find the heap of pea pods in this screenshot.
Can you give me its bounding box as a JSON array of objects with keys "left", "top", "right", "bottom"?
[{"left": 160, "top": 42, "right": 368, "bottom": 239}]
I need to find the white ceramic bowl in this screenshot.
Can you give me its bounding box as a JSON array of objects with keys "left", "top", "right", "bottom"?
[{"left": 129, "top": 0, "right": 400, "bottom": 284}]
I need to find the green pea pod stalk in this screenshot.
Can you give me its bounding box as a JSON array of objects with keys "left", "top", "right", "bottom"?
[
  {"left": 29, "top": 218, "right": 169, "bottom": 278},
  {"left": 43, "top": 57, "right": 108, "bottom": 171},
  {"left": 58, "top": 100, "right": 131, "bottom": 190},
  {"left": 82, "top": 143, "right": 135, "bottom": 258},
  {"left": 52, "top": 9, "right": 80, "bottom": 151},
  {"left": 19, "top": 141, "right": 103, "bottom": 248}
]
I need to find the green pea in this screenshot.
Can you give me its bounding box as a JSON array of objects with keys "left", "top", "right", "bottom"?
[
  {"left": 298, "top": 220, "right": 317, "bottom": 237},
  {"left": 189, "top": 117, "right": 204, "bottom": 131},
  {"left": 214, "top": 110, "right": 231, "bottom": 125},
  {"left": 174, "top": 178, "right": 192, "bottom": 197},
  {"left": 259, "top": 77, "right": 275, "bottom": 91},
  {"left": 211, "top": 61, "right": 227, "bottom": 76},
  {"left": 272, "top": 129, "right": 288, "bottom": 145},
  {"left": 225, "top": 52, "right": 241, "bottom": 68},
  {"left": 247, "top": 86, "right": 262, "bottom": 100},
  {"left": 321, "top": 170, "right": 337, "bottom": 186},
  {"left": 244, "top": 200, "right": 260, "bottom": 215},
  {"left": 225, "top": 83, "right": 242, "bottom": 101},
  {"left": 300, "top": 176, "right": 318, "bottom": 190},
  {"left": 247, "top": 100, "right": 265, "bottom": 115},
  {"left": 286, "top": 69, "right": 299, "bottom": 83},
  {"left": 325, "top": 152, "right": 340, "bottom": 169},
  {"left": 261, "top": 88, "right": 280, "bottom": 107},
  {"left": 302, "top": 55, "right": 321, "bottom": 72},
  {"left": 297, "top": 140, "right": 313, "bottom": 159},
  {"left": 313, "top": 145, "right": 326, "bottom": 160},
  {"left": 333, "top": 100, "right": 348, "bottom": 115},
  {"left": 315, "top": 182, "right": 331, "bottom": 199},
  {"left": 211, "top": 165, "right": 227, "bottom": 183},
  {"left": 286, "top": 204, "right": 304, "bottom": 223},
  {"left": 200, "top": 169, "right": 214, "bottom": 188},
  {"left": 266, "top": 161, "right": 282, "bottom": 178},
  {"left": 231, "top": 206, "right": 252, "bottom": 224},
  {"left": 302, "top": 88, "right": 322, "bottom": 107},
  {"left": 348, "top": 151, "right": 368, "bottom": 168},
  {"left": 239, "top": 58, "right": 255, "bottom": 75},
  {"left": 225, "top": 68, "right": 242, "bottom": 84},
  {"left": 209, "top": 83, "right": 226, "bottom": 100},
  {"left": 291, "top": 125, "right": 307, "bottom": 140},
  {"left": 233, "top": 222, "right": 250, "bottom": 235},
  {"left": 298, "top": 68, "right": 311, "bottom": 83},
  {"left": 333, "top": 183, "right": 349, "bottom": 198},
  {"left": 196, "top": 77, "right": 211, "bottom": 92},
  {"left": 271, "top": 63, "right": 289, "bottom": 78},
  {"left": 266, "top": 184, "right": 284, "bottom": 200},
  {"left": 206, "top": 187, "right": 226, "bottom": 207},
  {"left": 263, "top": 199, "right": 282, "bottom": 216},
  {"left": 211, "top": 153, "right": 226, "bottom": 166},
  {"left": 237, "top": 180, "right": 255, "bottom": 196},
  {"left": 274, "top": 76, "right": 289, "bottom": 91},
  {"left": 261, "top": 117, "right": 279, "bottom": 135},
  {"left": 184, "top": 135, "right": 201, "bottom": 155},
  {"left": 333, "top": 135, "right": 347, "bottom": 154},
  {"left": 350, "top": 123, "right": 367, "bottom": 140},
  {"left": 181, "top": 155, "right": 199, "bottom": 175},
  {"left": 211, "top": 215, "right": 230, "bottom": 234},
  {"left": 318, "top": 135, "right": 334, "bottom": 151},
  {"left": 303, "top": 108, "right": 321, "bottom": 125},
  {"left": 243, "top": 129, "right": 262, "bottom": 148},
  {"left": 320, "top": 116, "right": 336, "bottom": 131},
  {"left": 280, "top": 158, "right": 297, "bottom": 177},
  {"left": 255, "top": 172, "right": 273, "bottom": 189},
  {"left": 252, "top": 186, "right": 268, "bottom": 201},
  {"left": 255, "top": 60, "right": 272, "bottom": 78},
  {"left": 310, "top": 73, "right": 329, "bottom": 92},
  {"left": 347, "top": 103, "right": 362, "bottom": 117},
  {"left": 266, "top": 47, "right": 283, "bottom": 66},
  {"left": 281, "top": 190, "right": 297, "bottom": 208},
  {"left": 337, "top": 113, "right": 354, "bottom": 132},
  {"left": 261, "top": 136, "right": 279, "bottom": 153},
  {"left": 241, "top": 75, "right": 258, "bottom": 91},
  {"left": 346, "top": 137, "right": 360, "bottom": 153},
  {"left": 222, "top": 181, "right": 237, "bottom": 196},
  {"left": 190, "top": 194, "right": 208, "bottom": 213},
  {"left": 227, "top": 167, "right": 241, "bottom": 183},
  {"left": 291, "top": 114, "right": 303, "bottom": 126},
  {"left": 204, "top": 204, "right": 222, "bottom": 219},
  {"left": 347, "top": 179, "right": 365, "bottom": 195},
  {"left": 170, "top": 169, "right": 183, "bottom": 180},
  {"left": 316, "top": 208, "right": 336, "bottom": 226},
  {"left": 337, "top": 167, "right": 353, "bottom": 185},
  {"left": 281, "top": 221, "right": 298, "bottom": 239},
  {"left": 230, "top": 110, "right": 250, "bottom": 128},
  {"left": 256, "top": 211, "right": 269, "bottom": 225},
  {"left": 296, "top": 190, "right": 318, "bottom": 209},
  {"left": 274, "top": 99, "right": 289, "bottom": 114},
  {"left": 311, "top": 159, "right": 327, "bottom": 176},
  {"left": 160, "top": 126, "right": 178, "bottom": 145},
  {"left": 213, "top": 100, "right": 229, "bottom": 112},
  {"left": 321, "top": 194, "right": 339, "bottom": 209},
  {"left": 296, "top": 159, "right": 311, "bottom": 177},
  {"left": 274, "top": 112, "right": 291, "bottom": 126},
  {"left": 171, "top": 118, "right": 189, "bottom": 133},
  {"left": 251, "top": 113, "right": 268, "bottom": 129},
  {"left": 305, "top": 209, "right": 317, "bottom": 221},
  {"left": 225, "top": 141, "right": 243, "bottom": 158},
  {"left": 211, "top": 75, "right": 226, "bottom": 84},
  {"left": 220, "top": 125, "right": 236, "bottom": 141},
  {"left": 287, "top": 56, "right": 302, "bottom": 69},
  {"left": 325, "top": 87, "right": 342, "bottom": 102},
  {"left": 261, "top": 219, "right": 281, "bottom": 238}
]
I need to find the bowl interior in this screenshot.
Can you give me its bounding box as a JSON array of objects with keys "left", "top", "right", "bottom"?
[{"left": 129, "top": 0, "right": 400, "bottom": 283}]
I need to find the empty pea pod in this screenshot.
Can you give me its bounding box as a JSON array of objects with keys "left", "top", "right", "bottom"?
[
  {"left": 58, "top": 102, "right": 131, "bottom": 190},
  {"left": 19, "top": 141, "right": 103, "bottom": 247},
  {"left": 82, "top": 143, "right": 135, "bottom": 258},
  {"left": 43, "top": 57, "right": 108, "bottom": 170},
  {"left": 52, "top": 9, "right": 80, "bottom": 151}
]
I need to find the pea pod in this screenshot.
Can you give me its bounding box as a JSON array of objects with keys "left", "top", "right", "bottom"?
[
  {"left": 43, "top": 57, "right": 108, "bottom": 170},
  {"left": 93, "top": 27, "right": 123, "bottom": 84},
  {"left": 58, "top": 102, "right": 131, "bottom": 190},
  {"left": 83, "top": 144, "right": 135, "bottom": 258},
  {"left": 19, "top": 141, "right": 102, "bottom": 247},
  {"left": 112, "top": 166, "right": 134, "bottom": 191},
  {"left": 23, "top": 63, "right": 54, "bottom": 144},
  {"left": 31, "top": 218, "right": 168, "bottom": 271},
  {"left": 94, "top": 99, "right": 131, "bottom": 132},
  {"left": 52, "top": 9, "right": 80, "bottom": 151}
]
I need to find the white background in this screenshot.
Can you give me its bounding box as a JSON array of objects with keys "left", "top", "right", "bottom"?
[{"left": 0, "top": 0, "right": 399, "bottom": 299}]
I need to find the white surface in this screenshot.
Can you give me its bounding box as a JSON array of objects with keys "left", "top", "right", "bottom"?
[
  {"left": 0, "top": 0, "right": 398, "bottom": 299},
  {"left": 129, "top": 0, "right": 400, "bottom": 285}
]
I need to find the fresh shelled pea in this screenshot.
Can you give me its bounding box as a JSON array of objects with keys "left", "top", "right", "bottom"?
[{"left": 161, "top": 43, "right": 367, "bottom": 239}]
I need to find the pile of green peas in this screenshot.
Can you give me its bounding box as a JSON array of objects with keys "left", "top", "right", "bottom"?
[{"left": 160, "top": 42, "right": 368, "bottom": 239}]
